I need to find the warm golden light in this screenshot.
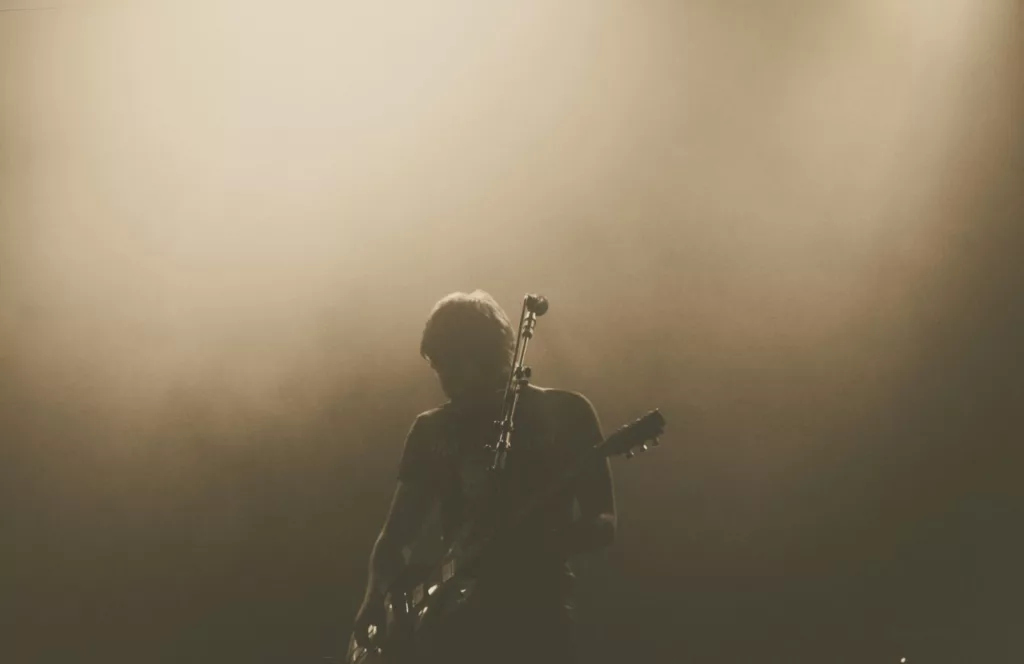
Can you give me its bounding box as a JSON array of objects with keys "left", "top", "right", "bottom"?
[
  {"left": 1, "top": 0, "right": 1016, "bottom": 433},
  {"left": 1, "top": 2, "right": 1019, "bottom": 662}
]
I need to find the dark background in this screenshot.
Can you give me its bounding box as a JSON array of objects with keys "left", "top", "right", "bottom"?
[{"left": 2, "top": 2, "right": 1022, "bottom": 662}]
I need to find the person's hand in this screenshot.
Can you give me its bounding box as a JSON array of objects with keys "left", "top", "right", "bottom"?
[{"left": 352, "top": 596, "right": 386, "bottom": 648}]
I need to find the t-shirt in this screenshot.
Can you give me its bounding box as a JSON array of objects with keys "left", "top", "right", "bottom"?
[{"left": 396, "top": 384, "right": 605, "bottom": 610}]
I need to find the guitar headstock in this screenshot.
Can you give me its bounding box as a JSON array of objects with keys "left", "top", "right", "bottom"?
[{"left": 600, "top": 409, "right": 666, "bottom": 459}]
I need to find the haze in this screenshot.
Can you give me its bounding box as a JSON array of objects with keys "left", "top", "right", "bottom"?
[{"left": 1, "top": 1, "right": 1020, "bottom": 662}]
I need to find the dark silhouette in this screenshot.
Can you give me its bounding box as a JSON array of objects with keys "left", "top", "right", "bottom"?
[{"left": 351, "top": 291, "right": 616, "bottom": 664}]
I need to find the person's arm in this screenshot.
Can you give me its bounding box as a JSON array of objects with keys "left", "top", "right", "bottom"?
[
  {"left": 552, "top": 392, "right": 617, "bottom": 555},
  {"left": 353, "top": 415, "right": 439, "bottom": 645},
  {"left": 566, "top": 458, "right": 616, "bottom": 554},
  {"left": 360, "top": 478, "right": 436, "bottom": 607}
]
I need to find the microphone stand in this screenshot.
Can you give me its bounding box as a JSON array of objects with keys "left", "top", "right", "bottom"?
[{"left": 489, "top": 294, "right": 548, "bottom": 471}]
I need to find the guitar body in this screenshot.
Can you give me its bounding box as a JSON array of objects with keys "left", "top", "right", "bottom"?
[{"left": 348, "top": 562, "right": 481, "bottom": 664}]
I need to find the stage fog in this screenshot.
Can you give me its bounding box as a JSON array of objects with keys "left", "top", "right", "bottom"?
[{"left": 1, "top": 1, "right": 1020, "bottom": 662}]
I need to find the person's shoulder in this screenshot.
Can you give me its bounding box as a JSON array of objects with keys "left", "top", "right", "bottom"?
[
  {"left": 414, "top": 403, "right": 450, "bottom": 421},
  {"left": 527, "top": 385, "right": 603, "bottom": 444},
  {"left": 528, "top": 385, "right": 598, "bottom": 415},
  {"left": 398, "top": 403, "right": 454, "bottom": 483},
  {"left": 410, "top": 402, "right": 453, "bottom": 431}
]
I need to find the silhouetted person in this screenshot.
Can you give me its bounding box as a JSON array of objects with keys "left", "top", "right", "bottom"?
[{"left": 352, "top": 290, "right": 616, "bottom": 664}]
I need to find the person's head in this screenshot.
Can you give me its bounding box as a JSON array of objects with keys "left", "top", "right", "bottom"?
[{"left": 420, "top": 290, "right": 516, "bottom": 402}]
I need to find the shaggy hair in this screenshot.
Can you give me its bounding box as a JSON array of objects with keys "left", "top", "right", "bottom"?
[{"left": 419, "top": 290, "right": 516, "bottom": 372}]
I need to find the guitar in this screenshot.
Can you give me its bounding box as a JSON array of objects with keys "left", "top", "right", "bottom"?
[{"left": 347, "top": 408, "right": 667, "bottom": 664}]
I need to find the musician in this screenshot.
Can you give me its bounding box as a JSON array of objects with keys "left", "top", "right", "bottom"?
[{"left": 352, "top": 290, "right": 616, "bottom": 664}]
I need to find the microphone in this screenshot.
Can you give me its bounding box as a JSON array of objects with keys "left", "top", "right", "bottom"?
[{"left": 525, "top": 294, "right": 549, "bottom": 316}]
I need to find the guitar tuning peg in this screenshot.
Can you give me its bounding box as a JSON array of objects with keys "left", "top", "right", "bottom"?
[
  {"left": 651, "top": 437, "right": 661, "bottom": 446},
  {"left": 625, "top": 450, "right": 635, "bottom": 460},
  {"left": 640, "top": 443, "right": 649, "bottom": 452}
]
